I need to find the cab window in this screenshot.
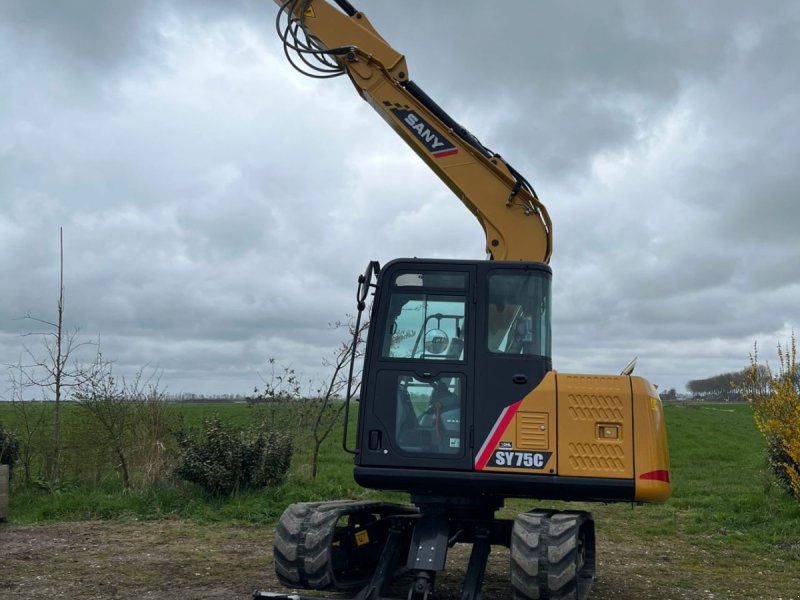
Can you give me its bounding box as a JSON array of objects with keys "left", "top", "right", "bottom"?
[
  {"left": 382, "top": 293, "right": 465, "bottom": 361},
  {"left": 487, "top": 272, "right": 551, "bottom": 358},
  {"left": 394, "top": 373, "right": 463, "bottom": 455}
]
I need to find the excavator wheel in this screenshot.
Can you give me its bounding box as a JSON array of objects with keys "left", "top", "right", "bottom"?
[
  {"left": 273, "top": 500, "right": 417, "bottom": 592},
  {"left": 510, "top": 510, "right": 596, "bottom": 600}
]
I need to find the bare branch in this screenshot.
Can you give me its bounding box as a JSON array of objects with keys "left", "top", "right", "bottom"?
[{"left": 16, "top": 314, "right": 59, "bottom": 329}]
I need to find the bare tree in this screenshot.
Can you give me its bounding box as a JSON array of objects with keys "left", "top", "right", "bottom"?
[
  {"left": 6, "top": 228, "right": 93, "bottom": 481},
  {"left": 251, "top": 318, "right": 369, "bottom": 479},
  {"left": 308, "top": 317, "right": 369, "bottom": 479}
]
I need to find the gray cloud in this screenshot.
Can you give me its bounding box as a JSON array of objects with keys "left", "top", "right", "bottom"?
[{"left": 1, "top": 0, "right": 798, "bottom": 396}]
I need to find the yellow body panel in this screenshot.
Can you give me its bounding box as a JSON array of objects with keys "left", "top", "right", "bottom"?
[
  {"left": 480, "top": 372, "right": 558, "bottom": 475},
  {"left": 632, "top": 378, "right": 672, "bottom": 502},
  {"left": 477, "top": 372, "right": 672, "bottom": 503},
  {"left": 557, "top": 375, "right": 633, "bottom": 479}
]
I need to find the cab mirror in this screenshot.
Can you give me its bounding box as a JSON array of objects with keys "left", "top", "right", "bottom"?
[{"left": 424, "top": 329, "right": 449, "bottom": 355}]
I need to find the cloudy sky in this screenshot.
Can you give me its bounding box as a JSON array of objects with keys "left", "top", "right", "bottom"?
[{"left": 1, "top": 0, "right": 798, "bottom": 399}]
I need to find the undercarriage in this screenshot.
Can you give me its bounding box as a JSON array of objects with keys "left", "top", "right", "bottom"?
[{"left": 254, "top": 497, "right": 595, "bottom": 600}]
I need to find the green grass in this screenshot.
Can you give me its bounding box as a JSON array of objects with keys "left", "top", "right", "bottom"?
[
  {"left": 664, "top": 404, "right": 797, "bottom": 537},
  {"left": 3, "top": 402, "right": 799, "bottom": 549}
]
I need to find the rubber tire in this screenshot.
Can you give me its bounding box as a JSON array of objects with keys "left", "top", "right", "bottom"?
[
  {"left": 510, "top": 509, "right": 552, "bottom": 599},
  {"left": 510, "top": 510, "right": 595, "bottom": 600},
  {"left": 273, "top": 502, "right": 342, "bottom": 590},
  {"left": 273, "top": 500, "right": 416, "bottom": 592}
]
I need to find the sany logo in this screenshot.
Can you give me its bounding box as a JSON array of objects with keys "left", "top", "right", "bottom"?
[{"left": 389, "top": 107, "right": 458, "bottom": 158}]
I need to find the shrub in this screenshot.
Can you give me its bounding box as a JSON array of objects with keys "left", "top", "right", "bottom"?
[
  {"left": 740, "top": 334, "right": 800, "bottom": 501},
  {"left": 175, "top": 417, "right": 293, "bottom": 496},
  {"left": 0, "top": 422, "right": 21, "bottom": 480},
  {"left": 72, "top": 358, "right": 179, "bottom": 490}
]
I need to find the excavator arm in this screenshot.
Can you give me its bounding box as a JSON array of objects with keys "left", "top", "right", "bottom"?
[{"left": 275, "top": 0, "right": 552, "bottom": 262}]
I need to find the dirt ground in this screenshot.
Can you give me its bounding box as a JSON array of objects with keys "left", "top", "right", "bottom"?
[{"left": 0, "top": 519, "right": 794, "bottom": 600}]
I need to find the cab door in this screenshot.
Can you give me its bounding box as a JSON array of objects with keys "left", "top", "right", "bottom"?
[
  {"left": 358, "top": 261, "right": 475, "bottom": 471},
  {"left": 472, "top": 263, "right": 553, "bottom": 471}
]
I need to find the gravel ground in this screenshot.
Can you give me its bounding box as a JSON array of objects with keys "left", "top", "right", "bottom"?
[{"left": 0, "top": 520, "right": 796, "bottom": 599}]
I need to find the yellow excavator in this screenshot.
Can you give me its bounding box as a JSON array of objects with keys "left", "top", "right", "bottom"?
[{"left": 256, "top": 2, "right": 671, "bottom": 599}]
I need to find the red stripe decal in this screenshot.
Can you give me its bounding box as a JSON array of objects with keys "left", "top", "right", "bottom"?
[
  {"left": 433, "top": 148, "right": 458, "bottom": 158},
  {"left": 475, "top": 400, "right": 523, "bottom": 470}
]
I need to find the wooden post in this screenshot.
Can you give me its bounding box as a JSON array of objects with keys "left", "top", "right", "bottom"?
[{"left": 0, "top": 464, "right": 9, "bottom": 521}]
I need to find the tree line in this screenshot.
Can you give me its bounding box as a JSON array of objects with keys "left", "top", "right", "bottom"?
[{"left": 684, "top": 367, "right": 765, "bottom": 402}]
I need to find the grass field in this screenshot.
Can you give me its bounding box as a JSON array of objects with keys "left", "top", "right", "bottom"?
[{"left": 1, "top": 401, "right": 799, "bottom": 598}]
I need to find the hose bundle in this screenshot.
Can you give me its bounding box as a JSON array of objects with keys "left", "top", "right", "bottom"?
[{"left": 276, "top": 0, "right": 349, "bottom": 79}]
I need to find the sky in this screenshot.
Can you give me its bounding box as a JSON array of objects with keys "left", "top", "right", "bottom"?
[{"left": 1, "top": 0, "right": 798, "bottom": 399}]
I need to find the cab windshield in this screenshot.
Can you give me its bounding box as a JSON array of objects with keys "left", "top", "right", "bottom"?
[{"left": 487, "top": 271, "right": 551, "bottom": 358}]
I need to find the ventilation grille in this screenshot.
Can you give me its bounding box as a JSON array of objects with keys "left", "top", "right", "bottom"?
[
  {"left": 566, "top": 394, "right": 624, "bottom": 421},
  {"left": 516, "top": 412, "right": 548, "bottom": 450},
  {"left": 567, "top": 442, "right": 626, "bottom": 472}
]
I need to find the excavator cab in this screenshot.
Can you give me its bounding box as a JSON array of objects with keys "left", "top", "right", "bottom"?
[
  {"left": 265, "top": 260, "right": 668, "bottom": 600},
  {"left": 265, "top": 260, "right": 606, "bottom": 600},
  {"left": 354, "top": 258, "right": 554, "bottom": 493}
]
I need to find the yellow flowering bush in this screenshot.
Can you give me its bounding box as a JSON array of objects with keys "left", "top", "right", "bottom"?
[{"left": 741, "top": 334, "right": 800, "bottom": 501}]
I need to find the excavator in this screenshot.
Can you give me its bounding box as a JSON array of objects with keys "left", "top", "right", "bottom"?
[{"left": 255, "top": 2, "right": 671, "bottom": 599}]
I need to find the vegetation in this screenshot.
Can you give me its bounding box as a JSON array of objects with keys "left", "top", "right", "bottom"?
[
  {"left": 7, "top": 228, "right": 97, "bottom": 483},
  {"left": 72, "top": 357, "right": 178, "bottom": 490},
  {"left": 0, "top": 421, "right": 20, "bottom": 478},
  {"left": 1, "top": 233, "right": 358, "bottom": 496},
  {"left": 686, "top": 368, "right": 752, "bottom": 402},
  {"left": 0, "top": 402, "right": 796, "bottom": 529},
  {"left": 739, "top": 334, "right": 800, "bottom": 501},
  {"left": 250, "top": 319, "right": 367, "bottom": 479},
  {"left": 175, "top": 416, "right": 292, "bottom": 496}
]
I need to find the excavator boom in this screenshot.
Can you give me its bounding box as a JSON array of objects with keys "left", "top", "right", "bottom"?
[{"left": 275, "top": 0, "right": 552, "bottom": 262}]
